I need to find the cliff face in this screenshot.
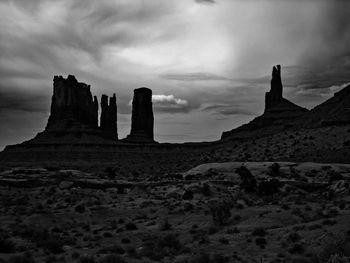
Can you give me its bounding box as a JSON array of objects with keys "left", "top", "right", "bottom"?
[
  {"left": 124, "top": 87, "right": 156, "bottom": 143},
  {"left": 47, "top": 75, "right": 98, "bottom": 129},
  {"left": 221, "top": 65, "right": 308, "bottom": 139}
]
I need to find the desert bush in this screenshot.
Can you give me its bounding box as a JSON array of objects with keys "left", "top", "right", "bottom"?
[
  {"left": 327, "top": 171, "right": 344, "bottom": 183},
  {"left": 105, "top": 167, "right": 116, "bottom": 179},
  {"left": 288, "top": 232, "right": 301, "bottom": 243},
  {"left": 125, "top": 222, "right": 137, "bottom": 230},
  {"left": 14, "top": 225, "right": 64, "bottom": 254},
  {"left": 98, "top": 245, "right": 125, "bottom": 255},
  {"left": 139, "top": 233, "right": 183, "bottom": 261},
  {"left": 99, "top": 254, "right": 125, "bottom": 263},
  {"left": 0, "top": 238, "right": 16, "bottom": 253},
  {"left": 255, "top": 237, "right": 267, "bottom": 248},
  {"left": 258, "top": 179, "right": 281, "bottom": 195},
  {"left": 159, "top": 218, "right": 171, "bottom": 231},
  {"left": 288, "top": 243, "right": 304, "bottom": 254},
  {"left": 182, "top": 190, "right": 194, "bottom": 200},
  {"left": 252, "top": 227, "right": 267, "bottom": 237},
  {"left": 44, "top": 255, "right": 59, "bottom": 263},
  {"left": 75, "top": 204, "right": 86, "bottom": 213},
  {"left": 269, "top": 163, "right": 281, "bottom": 176},
  {"left": 313, "top": 236, "right": 350, "bottom": 263},
  {"left": 188, "top": 252, "right": 211, "bottom": 263},
  {"left": 219, "top": 237, "right": 229, "bottom": 244},
  {"left": 209, "top": 200, "right": 232, "bottom": 225},
  {"left": 201, "top": 183, "right": 212, "bottom": 196},
  {"left": 235, "top": 166, "right": 256, "bottom": 192},
  {"left": 326, "top": 254, "right": 350, "bottom": 263},
  {"left": 188, "top": 252, "right": 230, "bottom": 263},
  {"left": 79, "top": 256, "right": 96, "bottom": 263},
  {"left": 42, "top": 237, "right": 64, "bottom": 254},
  {"left": 8, "top": 254, "right": 36, "bottom": 263}
]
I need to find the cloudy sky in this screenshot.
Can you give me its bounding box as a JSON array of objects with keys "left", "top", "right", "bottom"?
[{"left": 0, "top": 0, "right": 350, "bottom": 149}]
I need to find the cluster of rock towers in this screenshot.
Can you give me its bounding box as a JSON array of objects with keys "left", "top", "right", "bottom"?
[{"left": 47, "top": 75, "right": 155, "bottom": 143}]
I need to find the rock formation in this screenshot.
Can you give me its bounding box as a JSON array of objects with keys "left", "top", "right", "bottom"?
[
  {"left": 299, "top": 83, "right": 350, "bottom": 127},
  {"left": 221, "top": 65, "right": 308, "bottom": 139},
  {"left": 47, "top": 75, "right": 98, "bottom": 129},
  {"left": 265, "top": 65, "right": 283, "bottom": 111},
  {"left": 100, "top": 94, "right": 118, "bottom": 138},
  {"left": 31, "top": 75, "right": 119, "bottom": 142},
  {"left": 124, "top": 87, "right": 156, "bottom": 143}
]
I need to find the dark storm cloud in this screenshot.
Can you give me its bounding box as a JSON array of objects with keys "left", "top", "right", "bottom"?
[
  {"left": 297, "top": 0, "right": 350, "bottom": 70},
  {"left": 0, "top": 84, "right": 50, "bottom": 114},
  {"left": 160, "top": 72, "right": 230, "bottom": 81},
  {"left": 195, "top": 0, "right": 216, "bottom": 4},
  {"left": 202, "top": 104, "right": 255, "bottom": 116}
]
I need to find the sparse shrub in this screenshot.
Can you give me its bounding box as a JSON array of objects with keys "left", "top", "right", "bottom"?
[
  {"left": 288, "top": 232, "right": 301, "bottom": 243},
  {"left": 98, "top": 245, "right": 125, "bottom": 255},
  {"left": 201, "top": 183, "right": 211, "bottom": 196},
  {"left": 0, "top": 238, "right": 16, "bottom": 253},
  {"left": 219, "top": 237, "right": 229, "bottom": 244},
  {"left": 105, "top": 167, "right": 116, "bottom": 179},
  {"left": 188, "top": 252, "right": 211, "bottom": 263},
  {"left": 255, "top": 237, "right": 267, "bottom": 248},
  {"left": 139, "top": 233, "right": 183, "bottom": 261},
  {"left": 289, "top": 243, "right": 304, "bottom": 254},
  {"left": 103, "top": 232, "right": 113, "bottom": 238},
  {"left": 269, "top": 163, "right": 281, "bottom": 176},
  {"left": 343, "top": 141, "right": 350, "bottom": 147},
  {"left": 159, "top": 218, "right": 171, "bottom": 231},
  {"left": 209, "top": 200, "right": 232, "bottom": 225},
  {"left": 326, "top": 254, "right": 350, "bottom": 263},
  {"left": 8, "top": 254, "right": 36, "bottom": 263},
  {"left": 15, "top": 225, "right": 64, "bottom": 254},
  {"left": 75, "top": 204, "right": 86, "bottom": 213},
  {"left": 258, "top": 179, "right": 281, "bottom": 195},
  {"left": 45, "top": 255, "right": 58, "bottom": 263},
  {"left": 315, "top": 236, "right": 350, "bottom": 262},
  {"left": 121, "top": 238, "right": 130, "bottom": 244},
  {"left": 42, "top": 238, "right": 64, "bottom": 254},
  {"left": 182, "top": 190, "right": 194, "bottom": 200},
  {"left": 252, "top": 227, "right": 267, "bottom": 237},
  {"left": 99, "top": 254, "right": 125, "bottom": 263},
  {"left": 328, "top": 171, "right": 344, "bottom": 183},
  {"left": 184, "top": 202, "right": 193, "bottom": 211},
  {"left": 323, "top": 219, "right": 337, "bottom": 225},
  {"left": 236, "top": 166, "right": 257, "bottom": 192},
  {"left": 207, "top": 225, "right": 219, "bottom": 235},
  {"left": 79, "top": 256, "right": 96, "bottom": 263},
  {"left": 72, "top": 251, "right": 80, "bottom": 259},
  {"left": 125, "top": 222, "right": 137, "bottom": 230},
  {"left": 227, "top": 227, "right": 240, "bottom": 234}
]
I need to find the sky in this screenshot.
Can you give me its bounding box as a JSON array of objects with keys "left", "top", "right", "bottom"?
[{"left": 0, "top": 0, "right": 350, "bottom": 149}]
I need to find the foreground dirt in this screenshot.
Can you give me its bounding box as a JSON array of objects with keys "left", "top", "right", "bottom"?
[{"left": 0, "top": 162, "right": 349, "bottom": 263}]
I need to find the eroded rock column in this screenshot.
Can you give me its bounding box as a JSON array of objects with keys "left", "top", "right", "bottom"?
[{"left": 125, "top": 87, "right": 155, "bottom": 143}]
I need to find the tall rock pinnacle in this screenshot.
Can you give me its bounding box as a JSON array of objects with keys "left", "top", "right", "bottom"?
[
  {"left": 100, "top": 93, "right": 118, "bottom": 139},
  {"left": 221, "top": 65, "right": 308, "bottom": 139},
  {"left": 265, "top": 65, "right": 283, "bottom": 111},
  {"left": 124, "top": 87, "right": 155, "bottom": 143}
]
